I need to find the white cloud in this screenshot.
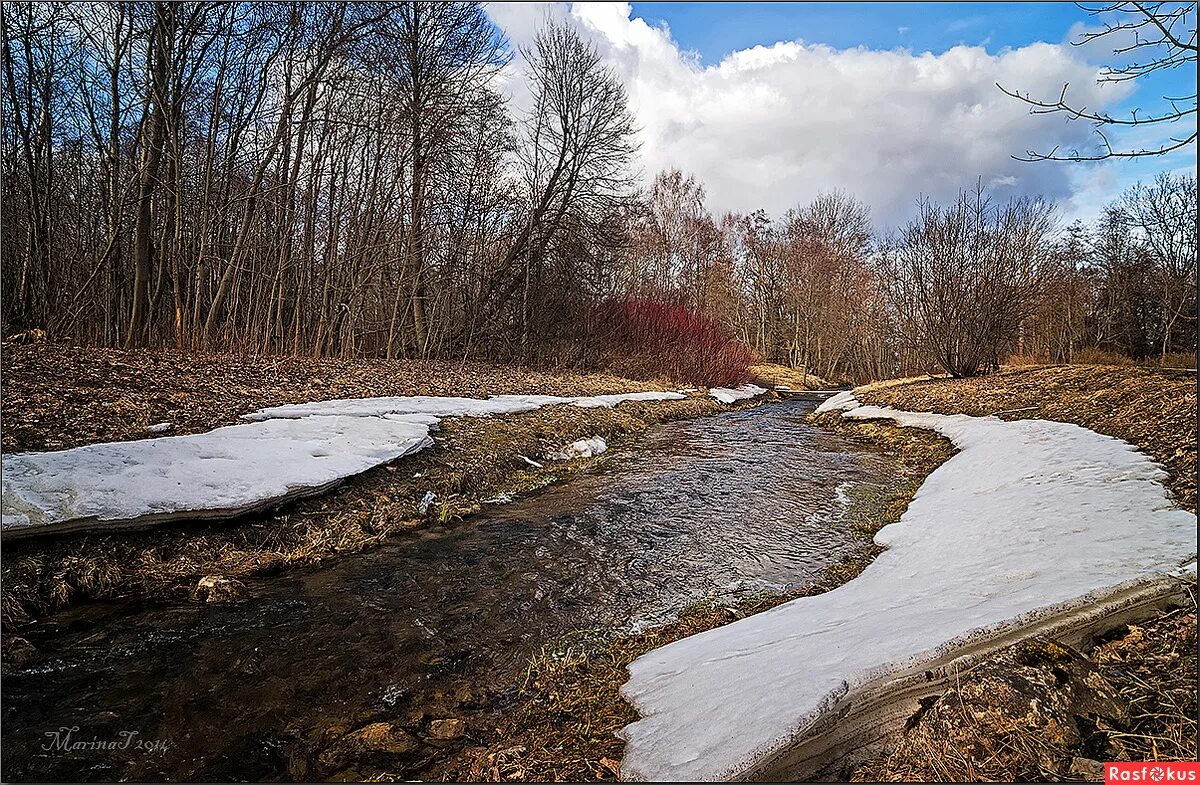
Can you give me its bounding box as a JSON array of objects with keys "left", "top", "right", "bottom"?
[{"left": 486, "top": 2, "right": 1139, "bottom": 228}]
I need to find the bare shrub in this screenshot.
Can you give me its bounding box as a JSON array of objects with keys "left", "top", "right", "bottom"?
[{"left": 881, "top": 185, "right": 1057, "bottom": 377}]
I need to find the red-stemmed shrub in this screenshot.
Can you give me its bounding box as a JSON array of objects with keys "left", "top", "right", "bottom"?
[{"left": 589, "top": 298, "right": 751, "bottom": 386}]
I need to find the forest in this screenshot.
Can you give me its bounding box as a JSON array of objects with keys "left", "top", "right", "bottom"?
[{"left": 2, "top": 1, "right": 1196, "bottom": 383}]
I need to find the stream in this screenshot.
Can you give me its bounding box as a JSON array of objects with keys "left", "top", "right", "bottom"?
[{"left": 2, "top": 398, "right": 909, "bottom": 781}]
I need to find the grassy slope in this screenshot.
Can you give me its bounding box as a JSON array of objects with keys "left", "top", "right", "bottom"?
[{"left": 748, "top": 362, "right": 833, "bottom": 390}]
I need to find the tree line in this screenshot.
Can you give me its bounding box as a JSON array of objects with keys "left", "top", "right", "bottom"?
[
  {"left": 620, "top": 169, "right": 1195, "bottom": 381},
  {"left": 3, "top": 2, "right": 1195, "bottom": 381},
  {"left": 2, "top": 2, "right": 634, "bottom": 360}
]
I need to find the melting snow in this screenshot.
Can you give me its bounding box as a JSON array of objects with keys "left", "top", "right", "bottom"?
[
  {"left": 242, "top": 391, "right": 684, "bottom": 421},
  {"left": 709, "top": 384, "right": 768, "bottom": 404},
  {"left": 2, "top": 391, "right": 682, "bottom": 538},
  {"left": 2, "top": 414, "right": 437, "bottom": 537},
  {"left": 619, "top": 393, "right": 1196, "bottom": 781},
  {"left": 553, "top": 436, "right": 608, "bottom": 460}
]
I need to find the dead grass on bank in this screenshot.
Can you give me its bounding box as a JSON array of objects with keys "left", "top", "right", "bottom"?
[
  {"left": 1006, "top": 351, "right": 1197, "bottom": 371},
  {"left": 412, "top": 419, "right": 953, "bottom": 782},
  {"left": 859, "top": 364, "right": 1197, "bottom": 512},
  {"left": 844, "top": 365, "right": 1198, "bottom": 781},
  {"left": 748, "top": 363, "right": 833, "bottom": 391},
  {"left": 0, "top": 343, "right": 673, "bottom": 452},
  {"left": 853, "top": 589, "right": 1198, "bottom": 782},
  {"left": 0, "top": 343, "right": 725, "bottom": 623}
]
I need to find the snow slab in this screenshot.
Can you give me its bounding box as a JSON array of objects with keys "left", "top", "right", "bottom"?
[
  {"left": 2, "top": 414, "right": 437, "bottom": 538},
  {"left": 2, "top": 390, "right": 684, "bottom": 538},
  {"left": 243, "top": 391, "right": 685, "bottom": 421},
  {"left": 709, "top": 384, "right": 768, "bottom": 404},
  {"left": 618, "top": 394, "right": 1196, "bottom": 781},
  {"left": 553, "top": 436, "right": 608, "bottom": 460}
]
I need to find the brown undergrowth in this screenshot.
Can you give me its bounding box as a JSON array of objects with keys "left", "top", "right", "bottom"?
[
  {"left": 748, "top": 362, "right": 833, "bottom": 391},
  {"left": 0, "top": 342, "right": 675, "bottom": 452},
  {"left": 852, "top": 589, "right": 1197, "bottom": 782},
  {"left": 410, "top": 418, "right": 953, "bottom": 782}
]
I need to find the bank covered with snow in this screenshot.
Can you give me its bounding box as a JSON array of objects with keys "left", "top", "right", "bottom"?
[
  {"left": 1, "top": 391, "right": 687, "bottom": 539},
  {"left": 708, "top": 384, "right": 767, "bottom": 404},
  {"left": 618, "top": 391, "right": 1197, "bottom": 781}
]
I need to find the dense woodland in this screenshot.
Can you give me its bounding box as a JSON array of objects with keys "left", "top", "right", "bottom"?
[{"left": 2, "top": 2, "right": 1196, "bottom": 383}]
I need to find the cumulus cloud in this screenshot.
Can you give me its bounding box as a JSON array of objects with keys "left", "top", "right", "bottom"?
[{"left": 486, "top": 2, "right": 1135, "bottom": 227}]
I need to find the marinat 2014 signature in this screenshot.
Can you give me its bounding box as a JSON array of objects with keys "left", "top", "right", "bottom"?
[{"left": 41, "top": 726, "right": 169, "bottom": 755}]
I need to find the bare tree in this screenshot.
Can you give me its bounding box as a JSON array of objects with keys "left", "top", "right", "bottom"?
[
  {"left": 881, "top": 185, "right": 1057, "bottom": 377},
  {"left": 999, "top": 2, "right": 1196, "bottom": 160},
  {"left": 1119, "top": 171, "right": 1197, "bottom": 357},
  {"left": 471, "top": 19, "right": 638, "bottom": 358},
  {"left": 384, "top": 1, "right": 508, "bottom": 358}
]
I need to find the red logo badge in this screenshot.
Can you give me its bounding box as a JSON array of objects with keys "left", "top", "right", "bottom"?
[{"left": 1107, "top": 763, "right": 1200, "bottom": 783}]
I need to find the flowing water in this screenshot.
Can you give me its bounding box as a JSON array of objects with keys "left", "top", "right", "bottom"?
[{"left": 2, "top": 398, "right": 907, "bottom": 781}]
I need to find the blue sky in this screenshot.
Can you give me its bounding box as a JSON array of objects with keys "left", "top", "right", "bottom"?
[{"left": 630, "top": 2, "right": 1088, "bottom": 60}]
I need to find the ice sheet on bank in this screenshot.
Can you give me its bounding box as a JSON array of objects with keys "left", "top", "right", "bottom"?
[
  {"left": 619, "top": 394, "right": 1197, "bottom": 781},
  {"left": 709, "top": 384, "right": 768, "bottom": 404},
  {"left": 2, "top": 414, "right": 437, "bottom": 537},
  {"left": 244, "top": 391, "right": 685, "bottom": 421}
]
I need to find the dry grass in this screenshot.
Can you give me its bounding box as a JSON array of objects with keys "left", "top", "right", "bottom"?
[
  {"left": 748, "top": 362, "right": 833, "bottom": 390},
  {"left": 0, "top": 344, "right": 726, "bottom": 623},
  {"left": 858, "top": 364, "right": 1197, "bottom": 512},
  {"left": 1, "top": 342, "right": 673, "bottom": 452},
  {"left": 853, "top": 588, "right": 1197, "bottom": 782},
  {"left": 407, "top": 420, "right": 954, "bottom": 783},
  {"left": 1005, "top": 351, "right": 1197, "bottom": 370}
]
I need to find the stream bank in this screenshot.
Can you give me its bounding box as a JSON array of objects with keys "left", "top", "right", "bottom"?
[
  {"left": 840, "top": 365, "right": 1198, "bottom": 779},
  {"left": 1, "top": 398, "right": 911, "bottom": 782},
  {"left": 2, "top": 344, "right": 776, "bottom": 623},
  {"left": 430, "top": 412, "right": 955, "bottom": 782}
]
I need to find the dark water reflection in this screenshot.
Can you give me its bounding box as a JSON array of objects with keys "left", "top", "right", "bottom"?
[{"left": 2, "top": 399, "right": 902, "bottom": 781}]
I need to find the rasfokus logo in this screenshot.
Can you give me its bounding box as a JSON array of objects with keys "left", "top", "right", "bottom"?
[{"left": 1107, "top": 763, "right": 1200, "bottom": 782}]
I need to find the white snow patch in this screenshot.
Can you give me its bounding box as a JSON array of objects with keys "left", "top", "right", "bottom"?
[
  {"left": 553, "top": 436, "right": 608, "bottom": 460},
  {"left": 709, "top": 384, "right": 768, "bottom": 404},
  {"left": 3, "top": 389, "right": 683, "bottom": 537},
  {"left": 813, "top": 389, "right": 859, "bottom": 413},
  {"left": 1, "top": 414, "right": 437, "bottom": 537},
  {"left": 619, "top": 394, "right": 1197, "bottom": 781},
  {"left": 242, "top": 391, "right": 684, "bottom": 421},
  {"left": 418, "top": 490, "right": 437, "bottom": 514},
  {"left": 146, "top": 422, "right": 173, "bottom": 434},
  {"left": 519, "top": 455, "right": 544, "bottom": 469}
]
